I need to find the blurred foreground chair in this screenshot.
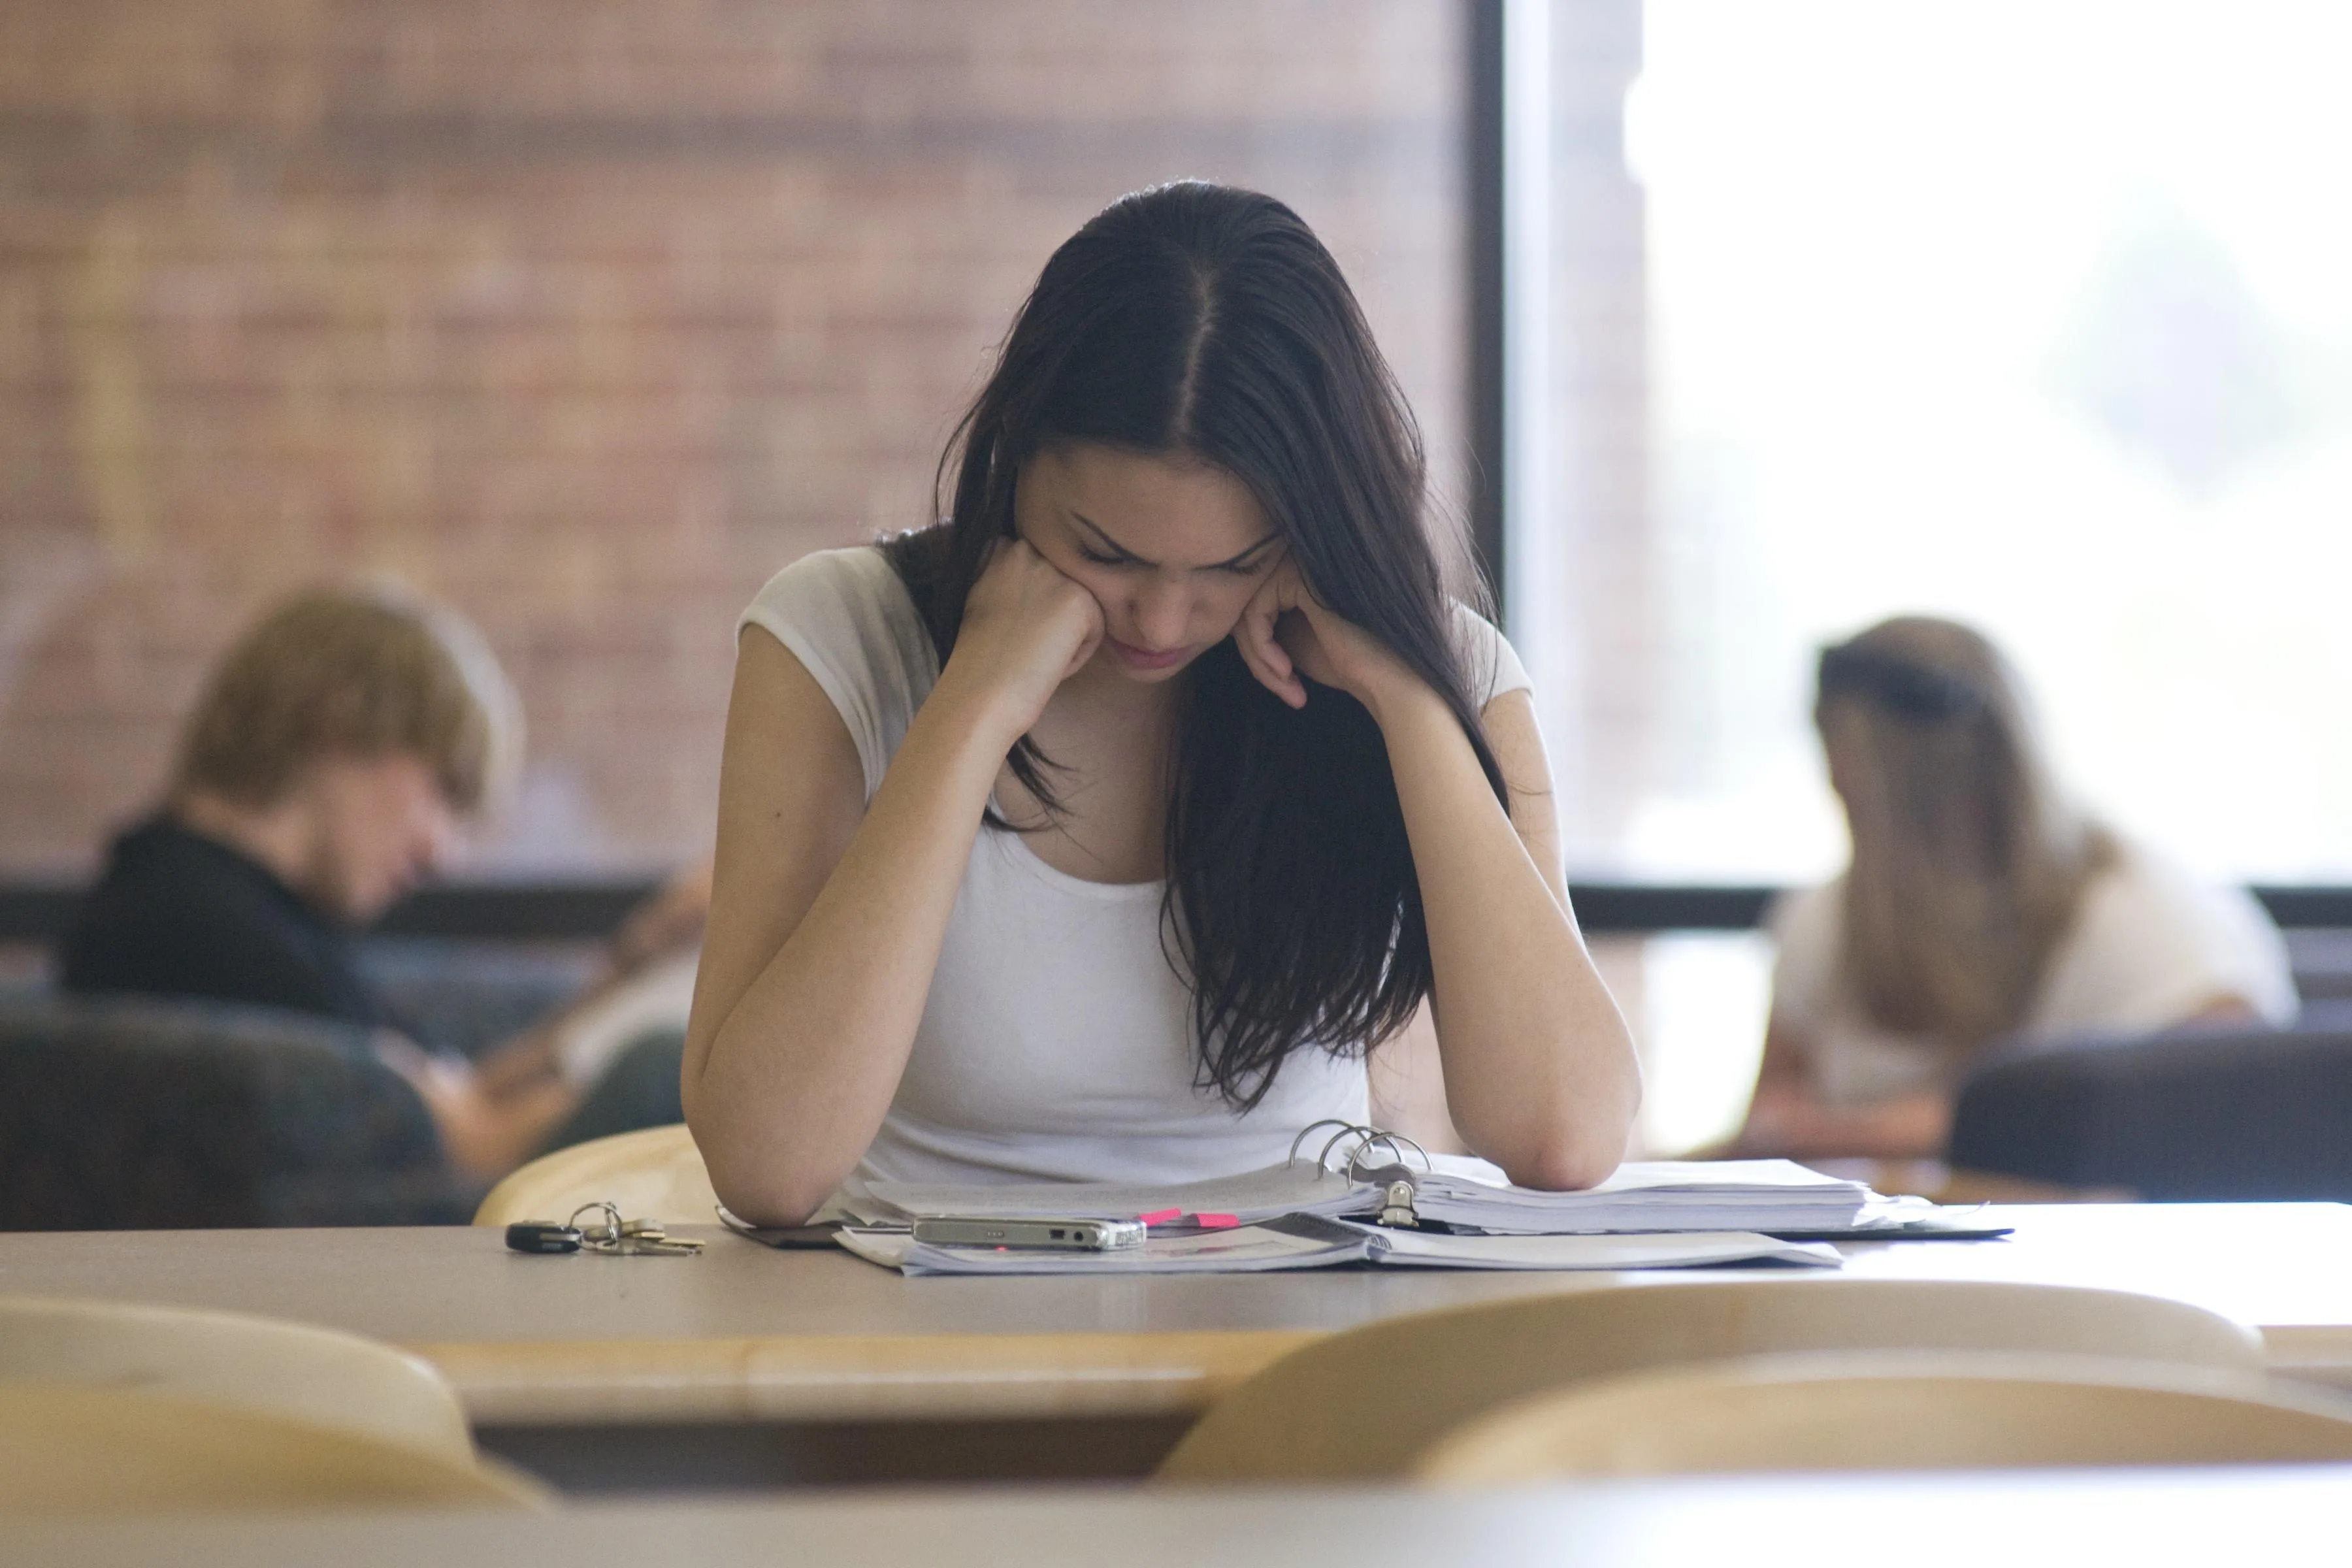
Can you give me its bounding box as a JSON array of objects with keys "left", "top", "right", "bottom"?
[
  {"left": 474, "top": 1122, "right": 718, "bottom": 1228},
  {"left": 1416, "top": 1352, "right": 2352, "bottom": 1481},
  {"left": 0, "top": 1296, "right": 475, "bottom": 1460},
  {"left": 1950, "top": 1024, "right": 2352, "bottom": 1199},
  {"left": 0, "top": 996, "right": 472, "bottom": 1228},
  {"left": 1157, "top": 1279, "right": 2263, "bottom": 1482},
  {"left": 0, "top": 1296, "right": 546, "bottom": 1516},
  {"left": 0, "top": 1387, "right": 542, "bottom": 1517}
]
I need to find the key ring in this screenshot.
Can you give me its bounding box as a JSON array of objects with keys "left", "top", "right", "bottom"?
[
  {"left": 565, "top": 1200, "right": 704, "bottom": 1256},
  {"left": 507, "top": 1201, "right": 703, "bottom": 1257}
]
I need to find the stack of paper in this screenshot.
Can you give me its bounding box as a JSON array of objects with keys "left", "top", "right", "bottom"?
[
  {"left": 836, "top": 1214, "right": 1841, "bottom": 1277},
  {"left": 1405, "top": 1155, "right": 1877, "bottom": 1235},
  {"left": 851, "top": 1156, "right": 1883, "bottom": 1237},
  {"left": 841, "top": 1216, "right": 1367, "bottom": 1276}
]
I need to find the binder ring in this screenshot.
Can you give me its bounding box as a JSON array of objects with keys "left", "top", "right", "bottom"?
[
  {"left": 1284, "top": 1119, "right": 1431, "bottom": 1175},
  {"left": 1286, "top": 1119, "right": 1361, "bottom": 1170},
  {"left": 1351, "top": 1130, "right": 1431, "bottom": 1177}
]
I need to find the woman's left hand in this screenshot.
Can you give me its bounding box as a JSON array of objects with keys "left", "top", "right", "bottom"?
[{"left": 1235, "top": 559, "right": 1418, "bottom": 713}]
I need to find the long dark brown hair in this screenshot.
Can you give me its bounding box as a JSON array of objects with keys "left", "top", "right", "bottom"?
[
  {"left": 882, "top": 182, "right": 1508, "bottom": 1108},
  {"left": 1816, "top": 617, "right": 2114, "bottom": 1054}
]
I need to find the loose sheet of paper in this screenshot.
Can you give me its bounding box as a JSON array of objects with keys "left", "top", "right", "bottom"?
[{"left": 1350, "top": 1225, "right": 1842, "bottom": 1271}]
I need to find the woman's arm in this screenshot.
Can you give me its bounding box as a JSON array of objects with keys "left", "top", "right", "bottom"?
[
  {"left": 1729, "top": 1021, "right": 1946, "bottom": 1160},
  {"left": 1233, "top": 573, "right": 1640, "bottom": 1189},
  {"left": 373, "top": 1034, "right": 580, "bottom": 1182},
  {"left": 1734, "top": 990, "right": 2262, "bottom": 1165},
  {"left": 683, "top": 545, "right": 1102, "bottom": 1224},
  {"left": 1735, "top": 1085, "right": 1953, "bottom": 1161},
  {"left": 468, "top": 860, "right": 715, "bottom": 1100},
  {"left": 1375, "top": 684, "right": 1641, "bottom": 1187},
  {"left": 1721, "top": 1015, "right": 1813, "bottom": 1152}
]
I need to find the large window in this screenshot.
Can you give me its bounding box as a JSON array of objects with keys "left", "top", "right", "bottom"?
[
  {"left": 1526, "top": 3, "right": 2352, "bottom": 1149},
  {"left": 1631, "top": 1, "right": 2352, "bottom": 884}
]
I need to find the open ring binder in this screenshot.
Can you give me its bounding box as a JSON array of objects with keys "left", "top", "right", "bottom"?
[
  {"left": 1284, "top": 1120, "right": 1433, "bottom": 1227},
  {"left": 1284, "top": 1119, "right": 1433, "bottom": 1175}
]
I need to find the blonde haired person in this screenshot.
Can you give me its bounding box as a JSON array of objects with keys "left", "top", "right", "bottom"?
[
  {"left": 1731, "top": 616, "right": 2295, "bottom": 1162},
  {"left": 59, "top": 584, "right": 707, "bottom": 1183}
]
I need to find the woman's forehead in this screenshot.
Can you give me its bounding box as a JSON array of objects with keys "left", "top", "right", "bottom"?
[{"left": 1024, "top": 444, "right": 1273, "bottom": 560}]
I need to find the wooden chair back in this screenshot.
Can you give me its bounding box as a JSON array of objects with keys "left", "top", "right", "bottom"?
[
  {"left": 0, "top": 1386, "right": 544, "bottom": 1516},
  {"left": 473, "top": 1122, "right": 719, "bottom": 1229},
  {"left": 0, "top": 1295, "right": 474, "bottom": 1463},
  {"left": 465, "top": 1123, "right": 706, "bottom": 1232},
  {"left": 1157, "top": 1277, "right": 2265, "bottom": 1482},
  {"left": 1416, "top": 1350, "right": 2352, "bottom": 1480}
]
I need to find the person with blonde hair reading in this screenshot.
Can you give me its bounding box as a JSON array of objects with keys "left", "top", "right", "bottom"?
[
  {"left": 1732, "top": 615, "right": 2295, "bottom": 1161},
  {"left": 59, "top": 583, "right": 706, "bottom": 1182}
]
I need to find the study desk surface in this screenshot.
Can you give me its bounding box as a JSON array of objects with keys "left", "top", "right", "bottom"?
[
  {"left": 3, "top": 1203, "right": 2349, "bottom": 1424},
  {"left": 6, "top": 1470, "right": 2352, "bottom": 1568}
]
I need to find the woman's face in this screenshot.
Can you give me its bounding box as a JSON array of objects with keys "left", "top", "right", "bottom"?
[{"left": 1014, "top": 443, "right": 1283, "bottom": 683}]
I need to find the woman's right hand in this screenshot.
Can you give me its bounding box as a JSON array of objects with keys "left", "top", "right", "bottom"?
[{"left": 938, "top": 538, "right": 1104, "bottom": 737}]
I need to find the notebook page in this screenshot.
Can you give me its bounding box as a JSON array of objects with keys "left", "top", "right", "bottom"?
[{"left": 1358, "top": 1226, "right": 1842, "bottom": 1271}]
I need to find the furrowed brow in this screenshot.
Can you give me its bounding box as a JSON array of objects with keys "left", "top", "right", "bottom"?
[
  {"left": 1071, "top": 513, "right": 1279, "bottom": 572},
  {"left": 1213, "top": 534, "right": 1282, "bottom": 571},
  {"left": 1071, "top": 514, "right": 1152, "bottom": 566}
]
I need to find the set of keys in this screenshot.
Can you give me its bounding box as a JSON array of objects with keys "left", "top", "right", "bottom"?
[{"left": 504, "top": 1201, "right": 706, "bottom": 1257}]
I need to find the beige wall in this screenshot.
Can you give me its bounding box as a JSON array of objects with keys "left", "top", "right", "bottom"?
[{"left": 0, "top": 1, "right": 1464, "bottom": 875}]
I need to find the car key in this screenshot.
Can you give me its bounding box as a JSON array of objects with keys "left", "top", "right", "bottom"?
[{"left": 504, "top": 1220, "right": 583, "bottom": 1254}]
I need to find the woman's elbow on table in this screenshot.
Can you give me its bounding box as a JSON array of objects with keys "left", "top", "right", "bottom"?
[
  {"left": 1494, "top": 1133, "right": 1625, "bottom": 1194},
  {"left": 1469, "top": 1054, "right": 1641, "bottom": 1192},
  {"left": 1477, "top": 1094, "right": 1640, "bottom": 1192},
  {"left": 700, "top": 1147, "right": 836, "bottom": 1230},
  {"left": 685, "top": 1090, "right": 842, "bottom": 1227}
]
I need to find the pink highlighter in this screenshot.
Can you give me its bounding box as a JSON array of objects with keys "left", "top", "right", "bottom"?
[{"left": 1136, "top": 1209, "right": 1240, "bottom": 1230}]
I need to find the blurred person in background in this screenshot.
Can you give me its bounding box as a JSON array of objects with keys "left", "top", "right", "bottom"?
[
  {"left": 1731, "top": 615, "right": 2295, "bottom": 1162},
  {"left": 57, "top": 584, "right": 708, "bottom": 1183}
]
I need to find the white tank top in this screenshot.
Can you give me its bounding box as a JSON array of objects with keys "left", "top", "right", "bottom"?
[{"left": 740, "top": 546, "right": 1533, "bottom": 1188}]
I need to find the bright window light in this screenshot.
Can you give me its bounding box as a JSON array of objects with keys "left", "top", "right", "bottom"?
[{"left": 1630, "top": 0, "right": 2352, "bottom": 881}]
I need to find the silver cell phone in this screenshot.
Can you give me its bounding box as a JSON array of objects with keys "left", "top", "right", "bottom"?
[{"left": 910, "top": 1215, "right": 1147, "bottom": 1250}]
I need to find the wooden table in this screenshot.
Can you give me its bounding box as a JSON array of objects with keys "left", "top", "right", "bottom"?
[
  {"left": 5, "top": 1203, "right": 2351, "bottom": 1429},
  {"left": 6, "top": 1469, "right": 2352, "bottom": 1567}
]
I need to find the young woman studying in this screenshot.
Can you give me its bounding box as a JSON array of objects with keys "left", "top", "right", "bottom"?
[
  {"left": 1732, "top": 615, "right": 2296, "bottom": 1162},
  {"left": 684, "top": 183, "right": 1640, "bottom": 1225}
]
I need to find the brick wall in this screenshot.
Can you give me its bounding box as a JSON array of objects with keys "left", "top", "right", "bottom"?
[{"left": 0, "top": 1, "right": 1464, "bottom": 876}]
